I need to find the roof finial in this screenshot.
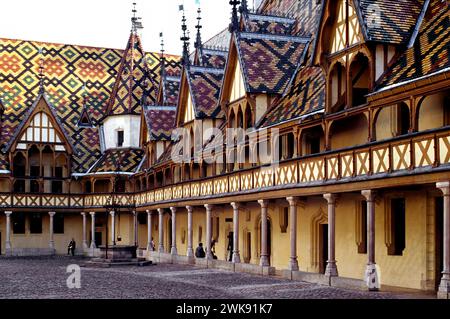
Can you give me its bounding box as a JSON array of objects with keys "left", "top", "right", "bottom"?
[
  {"left": 229, "top": 0, "right": 241, "bottom": 33},
  {"left": 240, "top": 0, "right": 249, "bottom": 14},
  {"left": 179, "top": 5, "right": 190, "bottom": 67},
  {"left": 159, "top": 32, "right": 166, "bottom": 78},
  {"left": 131, "top": 2, "right": 144, "bottom": 34},
  {"left": 194, "top": 7, "right": 203, "bottom": 51},
  {"left": 38, "top": 47, "right": 45, "bottom": 94}
]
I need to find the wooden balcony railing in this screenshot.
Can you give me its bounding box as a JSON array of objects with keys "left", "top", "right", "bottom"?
[{"left": 1, "top": 127, "right": 450, "bottom": 210}]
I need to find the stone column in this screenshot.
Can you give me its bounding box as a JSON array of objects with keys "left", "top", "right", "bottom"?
[
  {"left": 362, "top": 190, "right": 380, "bottom": 291},
  {"left": 204, "top": 204, "right": 214, "bottom": 260},
  {"left": 437, "top": 182, "right": 450, "bottom": 299},
  {"left": 5, "top": 211, "right": 12, "bottom": 253},
  {"left": 48, "top": 212, "right": 55, "bottom": 250},
  {"left": 170, "top": 207, "right": 177, "bottom": 255},
  {"left": 258, "top": 200, "right": 270, "bottom": 267},
  {"left": 90, "top": 212, "right": 96, "bottom": 249},
  {"left": 81, "top": 212, "right": 88, "bottom": 250},
  {"left": 287, "top": 197, "right": 299, "bottom": 271},
  {"left": 110, "top": 211, "right": 116, "bottom": 246},
  {"left": 158, "top": 208, "right": 164, "bottom": 253},
  {"left": 146, "top": 210, "right": 153, "bottom": 251},
  {"left": 323, "top": 194, "right": 338, "bottom": 277},
  {"left": 230, "top": 202, "right": 241, "bottom": 263},
  {"left": 133, "top": 211, "right": 138, "bottom": 247},
  {"left": 186, "top": 206, "right": 194, "bottom": 257}
]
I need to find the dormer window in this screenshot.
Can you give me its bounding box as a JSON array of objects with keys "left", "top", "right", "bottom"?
[{"left": 117, "top": 130, "right": 124, "bottom": 148}]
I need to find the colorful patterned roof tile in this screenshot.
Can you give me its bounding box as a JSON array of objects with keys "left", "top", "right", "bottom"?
[
  {"left": 162, "top": 76, "right": 181, "bottom": 106},
  {"left": 245, "top": 13, "right": 296, "bottom": 35},
  {"left": 90, "top": 148, "right": 145, "bottom": 174},
  {"left": 144, "top": 105, "right": 177, "bottom": 141},
  {"left": 203, "top": 28, "right": 231, "bottom": 50},
  {"left": 377, "top": 0, "right": 450, "bottom": 90},
  {"left": 357, "top": 0, "right": 426, "bottom": 45},
  {"left": 259, "top": 66, "right": 325, "bottom": 128},
  {"left": 236, "top": 33, "right": 309, "bottom": 94},
  {"left": 0, "top": 37, "right": 180, "bottom": 173},
  {"left": 187, "top": 66, "right": 225, "bottom": 119},
  {"left": 200, "top": 48, "right": 228, "bottom": 69},
  {"left": 106, "top": 33, "right": 155, "bottom": 116}
]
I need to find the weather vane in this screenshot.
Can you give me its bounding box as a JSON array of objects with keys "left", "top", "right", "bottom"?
[{"left": 131, "top": 2, "right": 144, "bottom": 33}]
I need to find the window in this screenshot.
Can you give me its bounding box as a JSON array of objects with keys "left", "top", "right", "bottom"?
[
  {"left": 198, "top": 226, "right": 203, "bottom": 243},
  {"left": 212, "top": 217, "right": 220, "bottom": 242},
  {"left": 53, "top": 214, "right": 64, "bottom": 234},
  {"left": 12, "top": 212, "right": 26, "bottom": 234},
  {"left": 14, "top": 180, "right": 25, "bottom": 192},
  {"left": 388, "top": 198, "right": 406, "bottom": 256},
  {"left": 280, "top": 207, "right": 288, "bottom": 233},
  {"left": 55, "top": 167, "right": 63, "bottom": 178},
  {"left": 52, "top": 181, "right": 63, "bottom": 193},
  {"left": 30, "top": 166, "right": 40, "bottom": 177},
  {"left": 30, "top": 213, "right": 42, "bottom": 234},
  {"left": 138, "top": 213, "right": 147, "bottom": 225},
  {"left": 30, "top": 180, "right": 40, "bottom": 193},
  {"left": 117, "top": 130, "right": 124, "bottom": 147},
  {"left": 357, "top": 202, "right": 367, "bottom": 254}
]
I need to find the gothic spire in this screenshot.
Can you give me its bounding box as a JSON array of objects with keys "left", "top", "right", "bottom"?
[
  {"left": 229, "top": 0, "right": 241, "bottom": 33},
  {"left": 38, "top": 47, "right": 45, "bottom": 94},
  {"left": 159, "top": 32, "right": 166, "bottom": 78},
  {"left": 179, "top": 5, "right": 190, "bottom": 67},
  {"left": 194, "top": 7, "right": 203, "bottom": 51},
  {"left": 240, "top": 0, "right": 249, "bottom": 14},
  {"left": 131, "top": 2, "right": 143, "bottom": 34}
]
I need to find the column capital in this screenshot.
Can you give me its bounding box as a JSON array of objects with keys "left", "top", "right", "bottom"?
[
  {"left": 48, "top": 212, "right": 56, "bottom": 217},
  {"left": 286, "top": 196, "right": 300, "bottom": 207},
  {"left": 146, "top": 210, "right": 152, "bottom": 216},
  {"left": 81, "top": 212, "right": 86, "bottom": 217},
  {"left": 323, "top": 193, "right": 337, "bottom": 204},
  {"left": 437, "top": 182, "right": 450, "bottom": 196},
  {"left": 158, "top": 208, "right": 164, "bottom": 214},
  {"left": 89, "top": 212, "right": 96, "bottom": 217},
  {"left": 186, "top": 206, "right": 193, "bottom": 213},
  {"left": 231, "top": 202, "right": 241, "bottom": 210},
  {"left": 170, "top": 207, "right": 177, "bottom": 214},
  {"left": 204, "top": 204, "right": 214, "bottom": 211},
  {"left": 5, "top": 211, "right": 12, "bottom": 217},
  {"left": 258, "top": 199, "right": 269, "bottom": 208},
  {"left": 361, "top": 190, "right": 376, "bottom": 202},
  {"left": 109, "top": 211, "right": 115, "bottom": 217}
]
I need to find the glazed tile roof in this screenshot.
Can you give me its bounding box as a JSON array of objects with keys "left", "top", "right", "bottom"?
[
  {"left": 200, "top": 48, "right": 228, "bottom": 69},
  {"left": 144, "top": 105, "right": 177, "bottom": 141},
  {"left": 106, "top": 33, "right": 156, "bottom": 116},
  {"left": 187, "top": 66, "right": 225, "bottom": 119},
  {"left": 162, "top": 75, "right": 181, "bottom": 106},
  {"left": 203, "top": 28, "right": 231, "bottom": 50},
  {"left": 357, "top": 0, "right": 426, "bottom": 45},
  {"left": 0, "top": 37, "right": 180, "bottom": 173},
  {"left": 236, "top": 32, "right": 309, "bottom": 94},
  {"left": 377, "top": 0, "right": 450, "bottom": 90},
  {"left": 259, "top": 66, "right": 325, "bottom": 128},
  {"left": 89, "top": 148, "right": 145, "bottom": 174},
  {"left": 245, "top": 13, "right": 296, "bottom": 35}
]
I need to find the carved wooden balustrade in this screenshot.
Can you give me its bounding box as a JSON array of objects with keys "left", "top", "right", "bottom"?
[{"left": 1, "top": 128, "right": 449, "bottom": 210}]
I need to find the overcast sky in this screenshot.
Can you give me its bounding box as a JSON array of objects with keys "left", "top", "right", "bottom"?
[{"left": 0, "top": 0, "right": 259, "bottom": 55}]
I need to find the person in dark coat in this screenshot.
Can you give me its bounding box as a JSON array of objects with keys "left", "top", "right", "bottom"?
[
  {"left": 195, "top": 243, "right": 206, "bottom": 258},
  {"left": 68, "top": 239, "right": 76, "bottom": 256}
]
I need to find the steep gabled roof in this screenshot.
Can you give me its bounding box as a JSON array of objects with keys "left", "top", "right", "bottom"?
[
  {"left": 356, "top": 0, "right": 426, "bottom": 45},
  {"left": 0, "top": 37, "right": 180, "bottom": 174},
  {"left": 187, "top": 66, "right": 225, "bottom": 119},
  {"left": 106, "top": 33, "right": 157, "bottom": 116},
  {"left": 161, "top": 75, "right": 181, "bottom": 106},
  {"left": 89, "top": 148, "right": 145, "bottom": 174},
  {"left": 5, "top": 93, "right": 74, "bottom": 153},
  {"left": 376, "top": 0, "right": 450, "bottom": 92},
  {"left": 258, "top": 66, "right": 325, "bottom": 128},
  {"left": 235, "top": 32, "right": 309, "bottom": 94},
  {"left": 144, "top": 105, "right": 177, "bottom": 141}
]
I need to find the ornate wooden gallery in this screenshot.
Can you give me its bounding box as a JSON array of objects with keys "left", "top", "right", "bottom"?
[{"left": 0, "top": 0, "right": 449, "bottom": 298}]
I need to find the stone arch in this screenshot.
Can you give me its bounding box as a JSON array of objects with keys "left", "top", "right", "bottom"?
[{"left": 311, "top": 207, "right": 328, "bottom": 272}]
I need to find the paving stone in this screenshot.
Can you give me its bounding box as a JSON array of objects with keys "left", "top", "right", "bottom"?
[{"left": 0, "top": 257, "right": 431, "bottom": 299}]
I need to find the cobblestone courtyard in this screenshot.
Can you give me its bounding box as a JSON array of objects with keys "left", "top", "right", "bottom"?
[{"left": 0, "top": 257, "right": 433, "bottom": 299}]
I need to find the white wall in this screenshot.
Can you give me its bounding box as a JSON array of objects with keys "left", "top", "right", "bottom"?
[{"left": 102, "top": 115, "right": 141, "bottom": 150}]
